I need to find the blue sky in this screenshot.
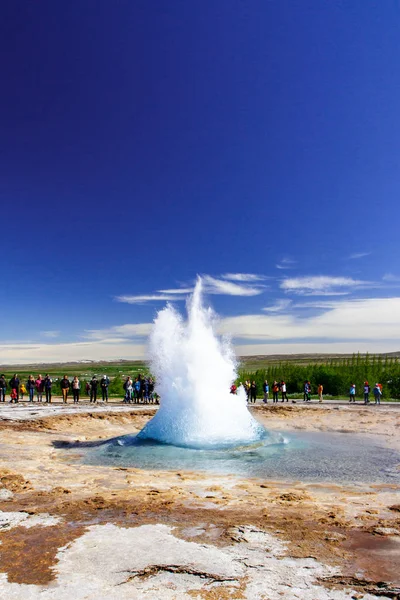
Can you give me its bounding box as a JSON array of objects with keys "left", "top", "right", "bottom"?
[{"left": 1, "top": 1, "right": 400, "bottom": 363}]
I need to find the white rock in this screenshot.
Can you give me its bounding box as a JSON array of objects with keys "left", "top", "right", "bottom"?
[
  {"left": 0, "top": 510, "right": 61, "bottom": 531},
  {"left": 0, "top": 522, "right": 390, "bottom": 599},
  {"left": 0, "top": 489, "right": 14, "bottom": 501}
]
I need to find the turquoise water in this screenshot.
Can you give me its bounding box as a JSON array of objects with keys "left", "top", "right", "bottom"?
[{"left": 78, "top": 429, "right": 400, "bottom": 485}]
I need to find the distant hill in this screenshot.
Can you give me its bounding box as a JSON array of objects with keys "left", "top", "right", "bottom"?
[
  {"left": 238, "top": 352, "right": 400, "bottom": 370},
  {"left": 1, "top": 353, "right": 399, "bottom": 372}
]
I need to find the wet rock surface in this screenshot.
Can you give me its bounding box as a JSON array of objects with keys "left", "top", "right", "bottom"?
[{"left": 0, "top": 404, "right": 399, "bottom": 598}]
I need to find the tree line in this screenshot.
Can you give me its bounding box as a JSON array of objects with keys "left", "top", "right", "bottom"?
[{"left": 237, "top": 353, "right": 400, "bottom": 399}]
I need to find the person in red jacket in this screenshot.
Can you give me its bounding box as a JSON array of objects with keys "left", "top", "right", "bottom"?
[{"left": 35, "top": 375, "right": 44, "bottom": 402}]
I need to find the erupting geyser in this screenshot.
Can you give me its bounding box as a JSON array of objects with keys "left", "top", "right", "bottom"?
[{"left": 138, "top": 278, "right": 265, "bottom": 448}]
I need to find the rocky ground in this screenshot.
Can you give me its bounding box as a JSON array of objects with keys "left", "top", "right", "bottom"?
[{"left": 0, "top": 403, "right": 399, "bottom": 599}]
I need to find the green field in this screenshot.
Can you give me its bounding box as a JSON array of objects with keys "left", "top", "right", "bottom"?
[
  {"left": 0, "top": 361, "right": 149, "bottom": 398},
  {"left": 1, "top": 352, "right": 400, "bottom": 399}
]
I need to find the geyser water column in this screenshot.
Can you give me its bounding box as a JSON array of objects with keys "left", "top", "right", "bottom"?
[{"left": 138, "top": 278, "right": 265, "bottom": 448}]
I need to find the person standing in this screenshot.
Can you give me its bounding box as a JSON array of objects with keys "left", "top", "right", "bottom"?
[
  {"left": 281, "top": 380, "right": 288, "bottom": 402},
  {"left": 263, "top": 380, "right": 269, "bottom": 404},
  {"left": 363, "top": 381, "right": 370, "bottom": 404},
  {"left": 123, "top": 376, "right": 133, "bottom": 403},
  {"left": 349, "top": 384, "right": 356, "bottom": 403},
  {"left": 0, "top": 374, "right": 6, "bottom": 402},
  {"left": 134, "top": 377, "right": 141, "bottom": 403},
  {"left": 60, "top": 375, "right": 70, "bottom": 403},
  {"left": 244, "top": 380, "right": 251, "bottom": 403},
  {"left": 90, "top": 375, "right": 98, "bottom": 403},
  {"left": 318, "top": 383, "right": 324, "bottom": 403},
  {"left": 9, "top": 374, "right": 20, "bottom": 403},
  {"left": 27, "top": 375, "right": 35, "bottom": 402},
  {"left": 148, "top": 378, "right": 155, "bottom": 402},
  {"left": 143, "top": 378, "right": 150, "bottom": 404},
  {"left": 373, "top": 383, "right": 382, "bottom": 405},
  {"left": 44, "top": 374, "right": 52, "bottom": 403},
  {"left": 72, "top": 376, "right": 80, "bottom": 403},
  {"left": 250, "top": 381, "right": 257, "bottom": 403},
  {"left": 138, "top": 374, "right": 144, "bottom": 403},
  {"left": 100, "top": 375, "right": 110, "bottom": 402},
  {"left": 303, "top": 381, "right": 311, "bottom": 402},
  {"left": 272, "top": 381, "right": 279, "bottom": 403},
  {"left": 35, "top": 375, "right": 44, "bottom": 402},
  {"left": 19, "top": 382, "right": 27, "bottom": 400}
]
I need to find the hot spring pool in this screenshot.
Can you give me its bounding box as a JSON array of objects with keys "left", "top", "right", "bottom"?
[{"left": 75, "top": 429, "right": 400, "bottom": 485}]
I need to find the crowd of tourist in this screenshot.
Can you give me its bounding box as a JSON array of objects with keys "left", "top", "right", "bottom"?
[
  {"left": 122, "top": 375, "right": 159, "bottom": 404},
  {"left": 0, "top": 373, "right": 386, "bottom": 406},
  {"left": 0, "top": 373, "right": 159, "bottom": 405},
  {"left": 230, "top": 379, "right": 384, "bottom": 405}
]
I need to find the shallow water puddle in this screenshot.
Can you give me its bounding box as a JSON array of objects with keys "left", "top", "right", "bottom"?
[{"left": 64, "top": 429, "right": 400, "bottom": 486}]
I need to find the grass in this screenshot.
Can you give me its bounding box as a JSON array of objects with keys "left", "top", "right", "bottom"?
[{"left": 0, "top": 361, "right": 148, "bottom": 380}]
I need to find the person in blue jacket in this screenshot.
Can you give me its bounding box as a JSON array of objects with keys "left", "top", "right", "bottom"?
[
  {"left": 134, "top": 377, "right": 141, "bottom": 403},
  {"left": 373, "top": 383, "right": 382, "bottom": 405},
  {"left": 263, "top": 380, "right": 269, "bottom": 403},
  {"left": 27, "top": 375, "right": 36, "bottom": 402},
  {"left": 349, "top": 384, "right": 356, "bottom": 403}
]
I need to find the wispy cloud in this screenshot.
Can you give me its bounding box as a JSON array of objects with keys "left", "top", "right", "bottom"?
[
  {"left": 84, "top": 323, "right": 153, "bottom": 341},
  {"left": 221, "top": 273, "right": 268, "bottom": 282},
  {"left": 276, "top": 258, "right": 296, "bottom": 270},
  {"left": 348, "top": 252, "right": 371, "bottom": 260},
  {"left": 41, "top": 330, "right": 60, "bottom": 339},
  {"left": 383, "top": 273, "right": 400, "bottom": 283},
  {"left": 157, "top": 288, "right": 193, "bottom": 294},
  {"left": 262, "top": 299, "right": 292, "bottom": 313},
  {"left": 280, "top": 275, "right": 372, "bottom": 296},
  {"left": 115, "top": 294, "right": 185, "bottom": 304},
  {"left": 292, "top": 300, "right": 345, "bottom": 309},
  {"left": 203, "top": 275, "right": 265, "bottom": 296},
  {"left": 116, "top": 274, "right": 267, "bottom": 304}
]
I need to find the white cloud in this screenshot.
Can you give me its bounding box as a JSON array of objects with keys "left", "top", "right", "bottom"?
[
  {"left": 262, "top": 299, "right": 292, "bottom": 312},
  {"left": 292, "top": 300, "right": 345, "bottom": 309},
  {"left": 221, "top": 273, "right": 268, "bottom": 282},
  {"left": 280, "top": 275, "right": 372, "bottom": 296},
  {"left": 203, "top": 275, "right": 265, "bottom": 296},
  {"left": 219, "top": 297, "right": 400, "bottom": 342},
  {"left": 116, "top": 274, "right": 267, "bottom": 304},
  {"left": 0, "top": 341, "right": 146, "bottom": 365},
  {"left": 348, "top": 252, "right": 371, "bottom": 260},
  {"left": 157, "top": 288, "right": 193, "bottom": 294},
  {"left": 3, "top": 297, "right": 400, "bottom": 364},
  {"left": 84, "top": 323, "right": 153, "bottom": 341},
  {"left": 41, "top": 330, "right": 60, "bottom": 339},
  {"left": 115, "top": 294, "right": 185, "bottom": 304},
  {"left": 295, "top": 290, "right": 351, "bottom": 297},
  {"left": 276, "top": 258, "right": 296, "bottom": 270}
]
